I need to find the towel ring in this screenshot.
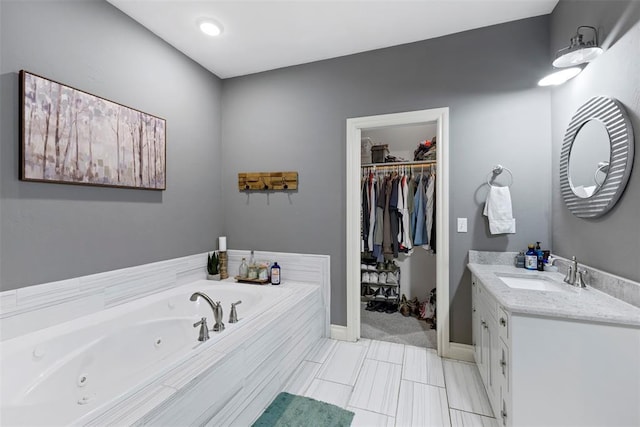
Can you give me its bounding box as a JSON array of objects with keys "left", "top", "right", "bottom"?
[{"left": 486, "top": 164, "right": 513, "bottom": 187}]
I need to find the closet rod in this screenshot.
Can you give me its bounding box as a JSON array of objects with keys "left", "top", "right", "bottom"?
[{"left": 361, "top": 160, "right": 436, "bottom": 168}]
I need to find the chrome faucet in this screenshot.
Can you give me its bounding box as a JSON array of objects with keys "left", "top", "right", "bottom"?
[
  {"left": 576, "top": 270, "right": 588, "bottom": 288},
  {"left": 563, "top": 256, "right": 580, "bottom": 286},
  {"left": 190, "top": 292, "right": 225, "bottom": 332},
  {"left": 193, "top": 317, "right": 210, "bottom": 341},
  {"left": 229, "top": 300, "right": 242, "bottom": 324}
]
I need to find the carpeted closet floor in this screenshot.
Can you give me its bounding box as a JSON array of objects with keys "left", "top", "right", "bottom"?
[{"left": 360, "top": 302, "right": 437, "bottom": 349}]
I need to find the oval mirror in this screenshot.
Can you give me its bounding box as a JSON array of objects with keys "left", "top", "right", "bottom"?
[
  {"left": 560, "top": 96, "right": 634, "bottom": 218},
  {"left": 568, "top": 119, "right": 610, "bottom": 198}
]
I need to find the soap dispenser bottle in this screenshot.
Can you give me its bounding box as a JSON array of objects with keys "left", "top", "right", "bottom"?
[
  {"left": 525, "top": 244, "right": 537, "bottom": 270},
  {"left": 515, "top": 251, "right": 525, "bottom": 268},
  {"left": 535, "top": 242, "right": 544, "bottom": 271}
]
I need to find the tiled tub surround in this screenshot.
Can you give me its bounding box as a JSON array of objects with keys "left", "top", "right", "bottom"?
[
  {"left": 468, "top": 250, "right": 640, "bottom": 427},
  {"left": 0, "top": 251, "right": 330, "bottom": 426},
  {"left": 1, "top": 280, "right": 325, "bottom": 426},
  {"left": 226, "top": 249, "right": 331, "bottom": 336},
  {"left": 0, "top": 250, "right": 330, "bottom": 341}
]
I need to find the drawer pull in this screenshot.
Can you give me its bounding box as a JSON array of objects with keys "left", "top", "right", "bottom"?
[{"left": 500, "top": 317, "right": 507, "bottom": 326}]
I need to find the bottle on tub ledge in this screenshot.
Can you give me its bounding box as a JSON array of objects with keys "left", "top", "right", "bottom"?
[
  {"left": 238, "top": 257, "right": 248, "bottom": 278},
  {"left": 270, "top": 262, "right": 281, "bottom": 285}
]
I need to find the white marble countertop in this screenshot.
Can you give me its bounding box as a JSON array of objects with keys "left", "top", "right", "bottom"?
[{"left": 467, "top": 263, "right": 640, "bottom": 327}]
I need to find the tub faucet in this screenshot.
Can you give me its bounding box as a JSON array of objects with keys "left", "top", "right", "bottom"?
[
  {"left": 564, "top": 256, "right": 578, "bottom": 286},
  {"left": 190, "top": 292, "right": 225, "bottom": 332},
  {"left": 193, "top": 317, "right": 210, "bottom": 341},
  {"left": 229, "top": 301, "right": 242, "bottom": 324}
]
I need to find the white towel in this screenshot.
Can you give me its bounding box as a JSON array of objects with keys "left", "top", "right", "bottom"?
[{"left": 483, "top": 186, "right": 516, "bottom": 234}]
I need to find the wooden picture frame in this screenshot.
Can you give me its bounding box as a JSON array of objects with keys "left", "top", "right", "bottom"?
[{"left": 19, "top": 70, "right": 166, "bottom": 190}]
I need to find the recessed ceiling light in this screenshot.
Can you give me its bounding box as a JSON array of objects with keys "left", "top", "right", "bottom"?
[
  {"left": 199, "top": 19, "right": 223, "bottom": 37},
  {"left": 537, "top": 67, "right": 582, "bottom": 87}
]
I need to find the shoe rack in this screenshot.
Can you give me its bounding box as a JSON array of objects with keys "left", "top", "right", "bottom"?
[{"left": 361, "top": 253, "right": 401, "bottom": 310}]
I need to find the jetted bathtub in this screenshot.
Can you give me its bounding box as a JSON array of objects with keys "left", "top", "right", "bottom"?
[{"left": 0, "top": 280, "right": 288, "bottom": 426}]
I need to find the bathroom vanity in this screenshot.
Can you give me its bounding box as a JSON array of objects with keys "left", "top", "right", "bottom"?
[{"left": 468, "top": 251, "right": 640, "bottom": 427}]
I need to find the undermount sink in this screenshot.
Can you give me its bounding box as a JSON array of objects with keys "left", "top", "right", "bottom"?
[{"left": 496, "top": 273, "right": 571, "bottom": 293}]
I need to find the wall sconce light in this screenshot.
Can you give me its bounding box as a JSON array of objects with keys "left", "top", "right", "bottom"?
[
  {"left": 538, "top": 25, "right": 602, "bottom": 87},
  {"left": 553, "top": 26, "right": 603, "bottom": 68},
  {"left": 538, "top": 67, "right": 582, "bottom": 86}
]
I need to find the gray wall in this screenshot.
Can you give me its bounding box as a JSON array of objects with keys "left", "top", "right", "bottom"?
[
  {"left": 550, "top": 0, "right": 640, "bottom": 282},
  {"left": 0, "top": 0, "right": 223, "bottom": 291},
  {"left": 221, "top": 16, "right": 552, "bottom": 343}
]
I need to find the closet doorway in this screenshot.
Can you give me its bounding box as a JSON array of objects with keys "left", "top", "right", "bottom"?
[
  {"left": 345, "top": 108, "right": 451, "bottom": 358},
  {"left": 361, "top": 124, "right": 438, "bottom": 348}
]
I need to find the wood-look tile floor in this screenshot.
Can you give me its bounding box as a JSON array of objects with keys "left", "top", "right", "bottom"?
[{"left": 282, "top": 338, "right": 499, "bottom": 427}]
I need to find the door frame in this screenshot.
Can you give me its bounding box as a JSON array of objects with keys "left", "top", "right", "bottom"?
[{"left": 344, "top": 107, "right": 451, "bottom": 357}]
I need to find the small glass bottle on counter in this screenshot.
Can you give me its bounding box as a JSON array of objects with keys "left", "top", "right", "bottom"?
[
  {"left": 239, "top": 258, "right": 248, "bottom": 278},
  {"left": 258, "top": 264, "right": 269, "bottom": 281},
  {"left": 247, "top": 264, "right": 259, "bottom": 280}
]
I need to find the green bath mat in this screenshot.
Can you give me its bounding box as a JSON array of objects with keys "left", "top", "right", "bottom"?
[{"left": 252, "top": 392, "right": 355, "bottom": 427}]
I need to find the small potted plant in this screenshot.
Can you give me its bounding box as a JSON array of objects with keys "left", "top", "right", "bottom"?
[{"left": 207, "top": 251, "right": 220, "bottom": 280}]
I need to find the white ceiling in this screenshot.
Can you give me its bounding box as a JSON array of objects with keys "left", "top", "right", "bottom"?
[{"left": 107, "top": 0, "right": 558, "bottom": 79}]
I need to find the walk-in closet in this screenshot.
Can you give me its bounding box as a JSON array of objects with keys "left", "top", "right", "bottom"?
[{"left": 360, "top": 123, "right": 438, "bottom": 349}]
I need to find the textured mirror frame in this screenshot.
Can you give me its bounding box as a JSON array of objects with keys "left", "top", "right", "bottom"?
[{"left": 560, "top": 96, "right": 634, "bottom": 218}]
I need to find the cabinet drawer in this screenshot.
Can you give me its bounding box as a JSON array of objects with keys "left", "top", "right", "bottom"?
[{"left": 498, "top": 307, "right": 509, "bottom": 343}]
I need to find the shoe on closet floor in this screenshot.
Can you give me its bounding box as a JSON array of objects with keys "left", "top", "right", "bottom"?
[
  {"left": 365, "top": 301, "right": 379, "bottom": 311},
  {"left": 385, "top": 302, "right": 398, "bottom": 313}
]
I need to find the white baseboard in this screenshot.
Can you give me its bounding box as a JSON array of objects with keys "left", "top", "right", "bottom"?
[
  {"left": 446, "top": 342, "right": 475, "bottom": 362},
  {"left": 330, "top": 324, "right": 351, "bottom": 341}
]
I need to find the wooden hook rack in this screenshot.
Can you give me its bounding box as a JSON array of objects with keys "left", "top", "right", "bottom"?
[{"left": 238, "top": 171, "right": 298, "bottom": 191}]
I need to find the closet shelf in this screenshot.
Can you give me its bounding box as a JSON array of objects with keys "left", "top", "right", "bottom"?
[
  {"left": 362, "top": 295, "right": 400, "bottom": 302},
  {"left": 361, "top": 282, "right": 399, "bottom": 287}
]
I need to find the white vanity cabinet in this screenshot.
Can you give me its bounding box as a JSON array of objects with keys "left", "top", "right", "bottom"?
[
  {"left": 471, "top": 273, "right": 640, "bottom": 427},
  {"left": 471, "top": 275, "right": 507, "bottom": 422}
]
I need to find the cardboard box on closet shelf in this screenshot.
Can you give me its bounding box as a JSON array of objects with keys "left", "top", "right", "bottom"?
[{"left": 371, "top": 144, "right": 389, "bottom": 163}]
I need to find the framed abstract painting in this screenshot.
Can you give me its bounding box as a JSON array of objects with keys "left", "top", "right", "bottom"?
[{"left": 19, "top": 70, "right": 166, "bottom": 190}]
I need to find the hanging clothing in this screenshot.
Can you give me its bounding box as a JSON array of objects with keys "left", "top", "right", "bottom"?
[
  {"left": 389, "top": 175, "right": 400, "bottom": 258},
  {"left": 399, "top": 175, "right": 412, "bottom": 251},
  {"left": 430, "top": 178, "right": 437, "bottom": 254},
  {"left": 373, "top": 177, "right": 385, "bottom": 261},
  {"left": 412, "top": 175, "right": 428, "bottom": 246},
  {"left": 367, "top": 175, "right": 376, "bottom": 251},
  {"left": 425, "top": 173, "right": 435, "bottom": 251},
  {"left": 407, "top": 176, "right": 416, "bottom": 240},
  {"left": 361, "top": 164, "right": 435, "bottom": 259},
  {"left": 361, "top": 178, "right": 370, "bottom": 251},
  {"left": 382, "top": 177, "right": 393, "bottom": 256}
]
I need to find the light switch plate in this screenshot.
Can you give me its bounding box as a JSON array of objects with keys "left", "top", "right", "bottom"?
[{"left": 457, "top": 218, "right": 468, "bottom": 233}]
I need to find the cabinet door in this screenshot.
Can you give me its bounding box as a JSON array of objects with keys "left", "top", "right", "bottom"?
[
  {"left": 498, "top": 340, "right": 511, "bottom": 427},
  {"left": 472, "top": 276, "right": 482, "bottom": 365},
  {"left": 487, "top": 316, "right": 501, "bottom": 414},
  {"left": 479, "top": 312, "right": 491, "bottom": 388}
]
